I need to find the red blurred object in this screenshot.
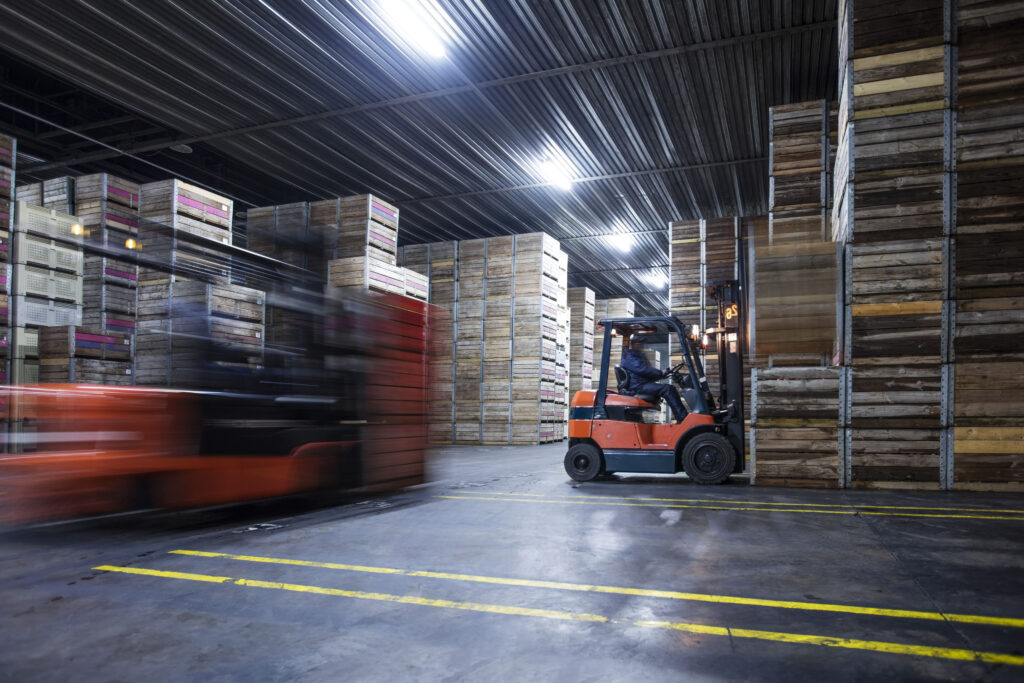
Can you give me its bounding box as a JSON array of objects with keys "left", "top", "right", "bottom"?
[{"left": 0, "top": 291, "right": 441, "bottom": 524}]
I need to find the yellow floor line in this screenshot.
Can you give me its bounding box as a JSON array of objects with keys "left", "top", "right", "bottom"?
[
  {"left": 636, "top": 620, "right": 1024, "bottom": 666},
  {"left": 438, "top": 494, "right": 1024, "bottom": 522},
  {"left": 453, "top": 490, "right": 1024, "bottom": 515},
  {"left": 93, "top": 564, "right": 1024, "bottom": 667},
  {"left": 92, "top": 565, "right": 606, "bottom": 623},
  {"left": 169, "top": 549, "right": 1024, "bottom": 630}
]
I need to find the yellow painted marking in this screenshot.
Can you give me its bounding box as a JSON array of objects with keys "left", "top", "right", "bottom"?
[
  {"left": 92, "top": 565, "right": 1024, "bottom": 666},
  {"left": 440, "top": 494, "right": 1024, "bottom": 521},
  {"left": 169, "top": 550, "right": 1024, "bottom": 629},
  {"left": 453, "top": 490, "right": 1024, "bottom": 516},
  {"left": 853, "top": 72, "right": 945, "bottom": 97},
  {"left": 93, "top": 565, "right": 606, "bottom": 623},
  {"left": 636, "top": 620, "right": 1024, "bottom": 667}
]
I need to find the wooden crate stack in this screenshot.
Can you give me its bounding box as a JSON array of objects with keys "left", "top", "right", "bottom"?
[
  {"left": 511, "top": 233, "right": 564, "bottom": 444},
  {"left": 134, "top": 281, "right": 265, "bottom": 388},
  {"left": 702, "top": 217, "right": 740, "bottom": 380},
  {"left": 15, "top": 176, "right": 76, "bottom": 215},
  {"left": 401, "top": 233, "right": 568, "bottom": 444},
  {"left": 481, "top": 236, "right": 514, "bottom": 444},
  {"left": 453, "top": 239, "right": 486, "bottom": 443},
  {"left": 833, "top": 0, "right": 955, "bottom": 489},
  {"left": 751, "top": 101, "right": 841, "bottom": 487},
  {"left": 38, "top": 325, "right": 133, "bottom": 384},
  {"left": 9, "top": 202, "right": 85, "bottom": 384},
  {"left": 952, "top": 1, "right": 1024, "bottom": 490},
  {"left": 0, "top": 133, "right": 13, "bottom": 382},
  {"left": 400, "top": 241, "right": 457, "bottom": 444},
  {"left": 555, "top": 250, "right": 570, "bottom": 438},
  {"left": 75, "top": 174, "right": 140, "bottom": 338},
  {"left": 567, "top": 287, "right": 595, "bottom": 398},
  {"left": 668, "top": 219, "right": 702, "bottom": 360},
  {"left": 322, "top": 195, "right": 405, "bottom": 296},
  {"left": 593, "top": 297, "right": 634, "bottom": 392},
  {"left": 138, "top": 179, "right": 232, "bottom": 283}
]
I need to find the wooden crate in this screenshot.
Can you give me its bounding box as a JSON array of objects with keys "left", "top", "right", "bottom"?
[
  {"left": 139, "top": 179, "right": 232, "bottom": 231},
  {"left": 751, "top": 367, "right": 840, "bottom": 487},
  {"left": 38, "top": 325, "right": 132, "bottom": 361},
  {"left": 245, "top": 202, "right": 320, "bottom": 272},
  {"left": 328, "top": 256, "right": 405, "bottom": 295}
]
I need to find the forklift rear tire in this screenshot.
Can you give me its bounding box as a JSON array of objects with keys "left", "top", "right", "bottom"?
[
  {"left": 682, "top": 433, "right": 735, "bottom": 485},
  {"left": 564, "top": 444, "right": 603, "bottom": 482}
]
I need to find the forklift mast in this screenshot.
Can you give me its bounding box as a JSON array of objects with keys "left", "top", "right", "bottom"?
[{"left": 706, "top": 280, "right": 745, "bottom": 459}]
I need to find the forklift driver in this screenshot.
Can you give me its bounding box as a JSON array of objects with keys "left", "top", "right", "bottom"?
[{"left": 621, "top": 334, "right": 687, "bottom": 423}]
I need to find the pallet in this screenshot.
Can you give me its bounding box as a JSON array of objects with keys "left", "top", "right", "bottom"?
[
  {"left": 139, "top": 179, "right": 232, "bottom": 231},
  {"left": 38, "top": 325, "right": 132, "bottom": 361}
]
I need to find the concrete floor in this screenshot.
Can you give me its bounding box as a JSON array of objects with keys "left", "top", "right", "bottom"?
[{"left": 2, "top": 443, "right": 1024, "bottom": 681}]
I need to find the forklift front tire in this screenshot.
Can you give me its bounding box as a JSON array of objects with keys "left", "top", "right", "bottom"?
[
  {"left": 565, "top": 443, "right": 603, "bottom": 482},
  {"left": 682, "top": 433, "right": 736, "bottom": 485}
]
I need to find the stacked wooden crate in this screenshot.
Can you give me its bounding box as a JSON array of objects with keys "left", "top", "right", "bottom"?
[
  {"left": 511, "top": 233, "right": 564, "bottom": 444},
  {"left": 567, "top": 287, "right": 595, "bottom": 398},
  {"left": 554, "top": 251, "right": 570, "bottom": 438},
  {"left": 833, "top": 0, "right": 954, "bottom": 489},
  {"left": 0, "top": 133, "right": 13, "bottom": 381},
  {"left": 592, "top": 297, "right": 634, "bottom": 392},
  {"left": 134, "top": 281, "right": 265, "bottom": 388},
  {"left": 481, "top": 236, "right": 514, "bottom": 444},
  {"left": 38, "top": 325, "right": 133, "bottom": 384},
  {"left": 138, "top": 179, "right": 232, "bottom": 283},
  {"left": 16, "top": 176, "right": 76, "bottom": 214},
  {"left": 454, "top": 239, "right": 486, "bottom": 443},
  {"left": 952, "top": 1, "right": 1024, "bottom": 490},
  {"left": 322, "top": 195, "right": 404, "bottom": 295},
  {"left": 76, "top": 174, "right": 140, "bottom": 338},
  {"left": 9, "top": 202, "right": 85, "bottom": 384},
  {"left": 751, "top": 101, "right": 841, "bottom": 487},
  {"left": 702, "top": 217, "right": 740, "bottom": 379},
  {"left": 668, "top": 219, "right": 702, "bottom": 358}
]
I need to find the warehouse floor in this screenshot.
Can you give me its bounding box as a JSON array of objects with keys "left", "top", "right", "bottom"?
[{"left": 2, "top": 444, "right": 1023, "bottom": 681}]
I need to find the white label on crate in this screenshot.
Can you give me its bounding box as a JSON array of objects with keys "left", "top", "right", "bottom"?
[
  {"left": 124, "top": 339, "right": 130, "bottom": 344},
  {"left": 221, "top": 237, "right": 228, "bottom": 243},
  {"left": 256, "top": 332, "right": 261, "bottom": 338},
  {"left": 221, "top": 204, "right": 228, "bottom": 212},
  {"left": 126, "top": 369, "right": 132, "bottom": 375}
]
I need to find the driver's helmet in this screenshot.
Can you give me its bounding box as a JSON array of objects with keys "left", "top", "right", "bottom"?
[{"left": 629, "top": 333, "right": 648, "bottom": 349}]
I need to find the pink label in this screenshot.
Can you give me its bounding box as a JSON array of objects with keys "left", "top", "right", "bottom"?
[
  {"left": 0, "top": 245, "right": 8, "bottom": 252},
  {"left": 107, "top": 186, "right": 139, "bottom": 205},
  {"left": 371, "top": 201, "right": 396, "bottom": 218},
  {"left": 369, "top": 230, "right": 397, "bottom": 247},
  {"left": 106, "top": 318, "right": 136, "bottom": 329},
  {"left": 0, "top": 308, "right": 8, "bottom": 317},
  {"left": 178, "top": 194, "right": 228, "bottom": 219},
  {"left": 370, "top": 272, "right": 404, "bottom": 287},
  {"left": 105, "top": 268, "right": 137, "bottom": 281},
  {"left": 0, "top": 147, "right": 10, "bottom": 157},
  {"left": 107, "top": 213, "right": 139, "bottom": 228},
  {"left": 76, "top": 333, "right": 120, "bottom": 344},
  {"left": 0, "top": 212, "right": 8, "bottom": 221},
  {"left": 0, "top": 179, "right": 9, "bottom": 188}
]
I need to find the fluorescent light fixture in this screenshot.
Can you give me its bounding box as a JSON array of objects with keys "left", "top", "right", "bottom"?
[
  {"left": 608, "top": 232, "right": 633, "bottom": 252},
  {"left": 379, "top": 0, "right": 449, "bottom": 58},
  {"left": 536, "top": 158, "right": 574, "bottom": 191}
]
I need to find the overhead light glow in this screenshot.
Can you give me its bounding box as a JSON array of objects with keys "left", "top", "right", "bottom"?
[
  {"left": 644, "top": 270, "right": 668, "bottom": 289},
  {"left": 536, "top": 158, "right": 574, "bottom": 191},
  {"left": 608, "top": 232, "right": 633, "bottom": 253},
  {"left": 380, "top": 0, "right": 449, "bottom": 58}
]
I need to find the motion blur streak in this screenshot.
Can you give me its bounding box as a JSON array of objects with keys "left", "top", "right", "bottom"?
[{"left": 0, "top": 290, "right": 440, "bottom": 524}]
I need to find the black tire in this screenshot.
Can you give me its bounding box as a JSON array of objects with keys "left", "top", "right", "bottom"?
[
  {"left": 681, "top": 433, "right": 736, "bottom": 485},
  {"left": 564, "top": 443, "right": 603, "bottom": 482}
]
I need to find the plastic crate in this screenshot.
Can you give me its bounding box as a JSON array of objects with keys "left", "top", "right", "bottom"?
[
  {"left": 15, "top": 201, "right": 84, "bottom": 242},
  {"left": 20, "top": 234, "right": 83, "bottom": 274},
  {"left": 12, "top": 296, "right": 82, "bottom": 327},
  {"left": 13, "top": 265, "right": 82, "bottom": 303}
]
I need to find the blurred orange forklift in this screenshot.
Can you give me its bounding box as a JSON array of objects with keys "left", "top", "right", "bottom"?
[{"left": 565, "top": 282, "right": 744, "bottom": 484}]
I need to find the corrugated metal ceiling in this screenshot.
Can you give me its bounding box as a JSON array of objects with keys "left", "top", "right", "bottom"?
[{"left": 0, "top": 0, "right": 837, "bottom": 313}]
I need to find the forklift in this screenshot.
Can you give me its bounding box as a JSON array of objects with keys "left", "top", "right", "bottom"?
[{"left": 564, "top": 281, "right": 744, "bottom": 484}]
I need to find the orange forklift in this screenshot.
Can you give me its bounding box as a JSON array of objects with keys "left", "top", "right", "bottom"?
[{"left": 565, "top": 282, "right": 745, "bottom": 484}]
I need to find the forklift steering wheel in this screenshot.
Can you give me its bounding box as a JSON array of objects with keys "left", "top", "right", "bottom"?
[{"left": 664, "top": 361, "right": 686, "bottom": 378}]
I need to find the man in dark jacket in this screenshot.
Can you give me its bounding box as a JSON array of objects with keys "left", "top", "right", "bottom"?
[{"left": 620, "top": 334, "right": 687, "bottom": 423}]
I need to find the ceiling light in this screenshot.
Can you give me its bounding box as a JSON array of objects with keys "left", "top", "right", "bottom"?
[
  {"left": 170, "top": 144, "right": 193, "bottom": 154},
  {"left": 536, "top": 158, "right": 574, "bottom": 191},
  {"left": 644, "top": 270, "right": 669, "bottom": 289},
  {"left": 608, "top": 232, "right": 633, "bottom": 253},
  {"left": 380, "top": 0, "right": 449, "bottom": 58}
]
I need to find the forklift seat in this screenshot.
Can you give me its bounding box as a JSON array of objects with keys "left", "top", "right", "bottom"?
[{"left": 613, "top": 366, "right": 660, "bottom": 406}]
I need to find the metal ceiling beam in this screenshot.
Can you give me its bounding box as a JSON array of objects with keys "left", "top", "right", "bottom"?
[
  {"left": 35, "top": 114, "right": 139, "bottom": 139},
  {"left": 398, "top": 157, "right": 765, "bottom": 204},
  {"left": 21, "top": 20, "right": 833, "bottom": 173}
]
